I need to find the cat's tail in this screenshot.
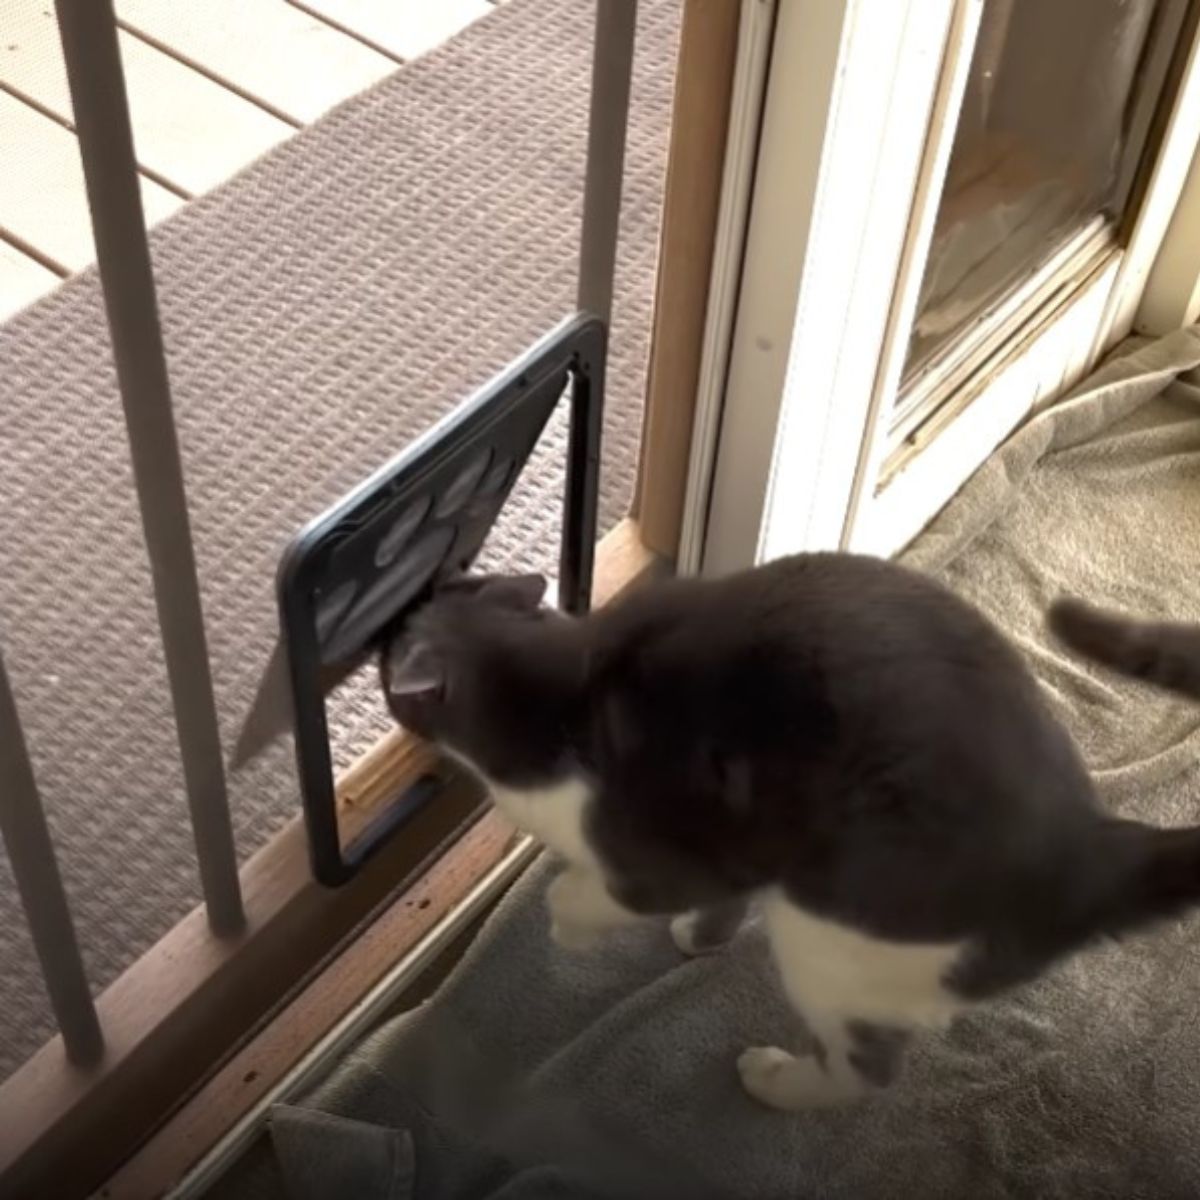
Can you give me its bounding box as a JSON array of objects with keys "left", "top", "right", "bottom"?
[
  {"left": 1093, "top": 819, "right": 1200, "bottom": 934},
  {"left": 1050, "top": 597, "right": 1200, "bottom": 932},
  {"left": 1048, "top": 597, "right": 1200, "bottom": 701}
]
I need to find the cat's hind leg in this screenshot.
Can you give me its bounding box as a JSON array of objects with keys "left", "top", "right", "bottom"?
[
  {"left": 739, "top": 891, "right": 960, "bottom": 1110},
  {"left": 670, "top": 896, "right": 749, "bottom": 956}
]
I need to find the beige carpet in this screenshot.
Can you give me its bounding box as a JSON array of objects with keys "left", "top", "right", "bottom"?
[{"left": 0, "top": 0, "right": 679, "bottom": 1080}]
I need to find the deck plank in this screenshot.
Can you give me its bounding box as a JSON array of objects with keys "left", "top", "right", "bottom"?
[
  {"left": 116, "top": 0, "right": 397, "bottom": 126},
  {"left": 0, "top": 0, "right": 292, "bottom": 196},
  {"left": 0, "top": 238, "right": 60, "bottom": 322},
  {"left": 286, "top": 0, "right": 492, "bottom": 60},
  {"left": 0, "top": 92, "right": 182, "bottom": 273}
]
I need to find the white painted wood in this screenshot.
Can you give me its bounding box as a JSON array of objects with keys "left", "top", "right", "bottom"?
[
  {"left": 758, "top": 0, "right": 961, "bottom": 561},
  {"left": 832, "top": 0, "right": 984, "bottom": 552},
  {"left": 843, "top": 8, "right": 1200, "bottom": 555},
  {"left": 678, "top": 0, "right": 776, "bottom": 576},
  {"left": 703, "top": 0, "right": 962, "bottom": 573},
  {"left": 850, "top": 254, "right": 1120, "bottom": 559},
  {"left": 286, "top": 0, "right": 492, "bottom": 61},
  {"left": 1137, "top": 139, "right": 1200, "bottom": 335},
  {"left": 0, "top": 237, "right": 59, "bottom": 321},
  {"left": 0, "top": 91, "right": 182, "bottom": 274},
  {"left": 851, "top": 12, "right": 1200, "bottom": 554},
  {"left": 700, "top": 0, "right": 1200, "bottom": 576},
  {"left": 701, "top": 0, "right": 854, "bottom": 576},
  {"left": 1, "top": 0, "right": 292, "bottom": 196},
  {"left": 1095, "top": 25, "right": 1200, "bottom": 350},
  {"left": 116, "top": 0, "right": 396, "bottom": 125},
  {"left": 890, "top": 215, "right": 1109, "bottom": 451},
  {"left": 1054, "top": 270, "right": 1115, "bottom": 398}
]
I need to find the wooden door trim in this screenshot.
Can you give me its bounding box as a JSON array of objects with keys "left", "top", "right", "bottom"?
[
  {"left": 634, "top": 0, "right": 741, "bottom": 559},
  {"left": 103, "top": 812, "right": 527, "bottom": 1200}
]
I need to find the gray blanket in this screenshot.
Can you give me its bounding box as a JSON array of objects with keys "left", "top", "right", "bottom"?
[{"left": 233, "top": 328, "right": 1200, "bottom": 1199}]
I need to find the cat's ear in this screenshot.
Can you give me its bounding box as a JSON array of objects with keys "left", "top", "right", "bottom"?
[
  {"left": 441, "top": 572, "right": 548, "bottom": 611},
  {"left": 384, "top": 637, "right": 443, "bottom": 697}
]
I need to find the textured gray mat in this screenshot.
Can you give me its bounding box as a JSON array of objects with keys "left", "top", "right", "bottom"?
[
  {"left": 220, "top": 330, "right": 1200, "bottom": 1199},
  {"left": 0, "top": 0, "right": 678, "bottom": 1079}
]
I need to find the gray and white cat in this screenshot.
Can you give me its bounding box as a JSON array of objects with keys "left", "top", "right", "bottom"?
[{"left": 381, "top": 554, "right": 1200, "bottom": 1111}]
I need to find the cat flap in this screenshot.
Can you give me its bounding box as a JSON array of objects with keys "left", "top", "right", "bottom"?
[
  {"left": 230, "top": 402, "right": 563, "bottom": 769},
  {"left": 245, "top": 314, "right": 604, "bottom": 887}
]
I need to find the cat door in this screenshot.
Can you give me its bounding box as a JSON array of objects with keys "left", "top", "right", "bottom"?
[{"left": 264, "top": 315, "right": 604, "bottom": 886}]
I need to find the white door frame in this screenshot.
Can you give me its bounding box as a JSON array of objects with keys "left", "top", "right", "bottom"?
[
  {"left": 686, "top": 0, "right": 1200, "bottom": 572},
  {"left": 676, "top": 0, "right": 777, "bottom": 574}
]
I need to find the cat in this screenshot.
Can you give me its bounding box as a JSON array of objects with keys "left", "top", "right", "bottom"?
[
  {"left": 1049, "top": 596, "right": 1200, "bottom": 700},
  {"left": 379, "top": 555, "right": 1200, "bottom": 1111}
]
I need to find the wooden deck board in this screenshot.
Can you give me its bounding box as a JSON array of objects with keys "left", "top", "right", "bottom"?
[
  {"left": 0, "top": 91, "right": 182, "bottom": 273},
  {"left": 116, "top": 0, "right": 397, "bottom": 126},
  {"left": 285, "top": 0, "right": 493, "bottom": 61},
  {"left": 1, "top": 0, "right": 293, "bottom": 196},
  {"left": 0, "top": 0, "right": 497, "bottom": 309},
  {"left": 0, "top": 237, "right": 60, "bottom": 322}
]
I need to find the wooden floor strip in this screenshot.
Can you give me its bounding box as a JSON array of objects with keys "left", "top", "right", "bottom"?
[
  {"left": 1, "top": 0, "right": 293, "bottom": 196},
  {"left": 116, "top": 0, "right": 397, "bottom": 127},
  {"left": 0, "top": 91, "right": 182, "bottom": 274},
  {"left": 0, "top": 0, "right": 496, "bottom": 305},
  {"left": 0, "top": 236, "right": 60, "bottom": 322},
  {"left": 285, "top": 0, "right": 493, "bottom": 61}
]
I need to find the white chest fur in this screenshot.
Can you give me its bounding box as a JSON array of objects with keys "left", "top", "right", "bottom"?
[
  {"left": 484, "top": 772, "right": 600, "bottom": 869},
  {"left": 761, "top": 889, "right": 965, "bottom": 1029}
]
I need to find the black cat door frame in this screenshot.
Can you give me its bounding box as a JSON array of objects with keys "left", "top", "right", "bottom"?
[{"left": 278, "top": 314, "right": 605, "bottom": 886}]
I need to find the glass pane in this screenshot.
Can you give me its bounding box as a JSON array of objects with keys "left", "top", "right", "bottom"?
[{"left": 903, "top": 0, "right": 1166, "bottom": 383}]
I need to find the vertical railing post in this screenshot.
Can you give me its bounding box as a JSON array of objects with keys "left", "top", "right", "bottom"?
[
  {"left": 577, "top": 0, "right": 638, "bottom": 324},
  {"left": 0, "top": 644, "right": 103, "bottom": 1066},
  {"left": 569, "top": 1, "right": 634, "bottom": 607},
  {"left": 54, "top": 0, "right": 244, "bottom": 935}
]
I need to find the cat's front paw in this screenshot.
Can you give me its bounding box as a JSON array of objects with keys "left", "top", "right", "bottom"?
[
  {"left": 738, "top": 1046, "right": 804, "bottom": 1109},
  {"left": 670, "top": 911, "right": 722, "bottom": 957},
  {"left": 738, "top": 1046, "right": 858, "bottom": 1111}
]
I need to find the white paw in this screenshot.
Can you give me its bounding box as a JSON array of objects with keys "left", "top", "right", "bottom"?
[
  {"left": 738, "top": 1046, "right": 805, "bottom": 1109},
  {"left": 670, "top": 911, "right": 718, "bottom": 957},
  {"left": 737, "top": 1046, "right": 858, "bottom": 1111}
]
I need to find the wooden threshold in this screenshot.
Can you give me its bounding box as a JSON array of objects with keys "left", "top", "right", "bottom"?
[
  {"left": 0, "top": 517, "right": 661, "bottom": 1200},
  {"left": 102, "top": 811, "right": 525, "bottom": 1200},
  {"left": 634, "top": 0, "right": 740, "bottom": 560}
]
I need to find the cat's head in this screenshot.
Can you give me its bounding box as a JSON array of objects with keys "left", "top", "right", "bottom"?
[{"left": 380, "top": 572, "right": 585, "bottom": 784}]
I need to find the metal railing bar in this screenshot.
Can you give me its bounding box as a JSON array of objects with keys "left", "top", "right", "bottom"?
[
  {"left": 0, "top": 643, "right": 103, "bottom": 1066},
  {"left": 577, "top": 0, "right": 639, "bottom": 325},
  {"left": 54, "top": 0, "right": 245, "bottom": 936}
]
